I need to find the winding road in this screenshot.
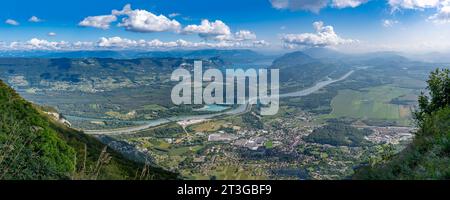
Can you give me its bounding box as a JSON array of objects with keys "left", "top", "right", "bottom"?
[{"left": 83, "top": 70, "right": 354, "bottom": 135}]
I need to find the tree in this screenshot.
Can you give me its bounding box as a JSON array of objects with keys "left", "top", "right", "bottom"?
[
  {"left": 415, "top": 68, "right": 450, "bottom": 123},
  {"left": 353, "top": 68, "right": 450, "bottom": 180}
]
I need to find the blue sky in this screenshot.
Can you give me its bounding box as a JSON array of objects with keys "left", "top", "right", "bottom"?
[{"left": 1, "top": 0, "right": 450, "bottom": 53}]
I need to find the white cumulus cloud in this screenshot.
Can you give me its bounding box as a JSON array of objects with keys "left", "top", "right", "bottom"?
[
  {"left": 388, "top": 0, "right": 441, "bottom": 10},
  {"left": 97, "top": 36, "right": 142, "bottom": 48},
  {"left": 428, "top": 2, "right": 450, "bottom": 23},
  {"left": 387, "top": 0, "right": 450, "bottom": 24},
  {"left": 78, "top": 4, "right": 180, "bottom": 32},
  {"left": 94, "top": 36, "right": 161, "bottom": 49},
  {"left": 234, "top": 30, "right": 257, "bottom": 41},
  {"left": 25, "top": 38, "right": 69, "bottom": 50},
  {"left": 76, "top": 4, "right": 260, "bottom": 43},
  {"left": 382, "top": 19, "right": 399, "bottom": 27},
  {"left": 269, "top": 0, "right": 369, "bottom": 12},
  {"left": 183, "top": 19, "right": 232, "bottom": 40},
  {"left": 2, "top": 39, "right": 94, "bottom": 50},
  {"left": 28, "top": 16, "right": 43, "bottom": 22},
  {"left": 96, "top": 36, "right": 264, "bottom": 49},
  {"left": 169, "top": 13, "right": 181, "bottom": 18},
  {"left": 48, "top": 32, "right": 57, "bottom": 36},
  {"left": 332, "top": 0, "right": 369, "bottom": 8},
  {"left": 5, "top": 19, "right": 19, "bottom": 26},
  {"left": 253, "top": 40, "right": 271, "bottom": 47},
  {"left": 78, "top": 15, "right": 117, "bottom": 29},
  {"left": 112, "top": 4, "right": 181, "bottom": 33},
  {"left": 281, "top": 21, "right": 356, "bottom": 48},
  {"left": 183, "top": 20, "right": 259, "bottom": 43},
  {"left": 0, "top": 36, "right": 268, "bottom": 51},
  {"left": 72, "top": 41, "right": 95, "bottom": 49},
  {"left": 269, "top": 0, "right": 329, "bottom": 13}
]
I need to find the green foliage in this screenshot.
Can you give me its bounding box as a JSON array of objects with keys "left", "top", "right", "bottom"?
[
  {"left": 415, "top": 68, "right": 450, "bottom": 122},
  {"left": 52, "top": 121, "right": 178, "bottom": 180},
  {"left": 354, "top": 107, "right": 450, "bottom": 179},
  {"left": 242, "top": 112, "right": 263, "bottom": 129},
  {"left": 304, "top": 123, "right": 372, "bottom": 147},
  {"left": 0, "top": 80, "right": 178, "bottom": 180},
  {"left": 264, "top": 140, "right": 274, "bottom": 149},
  {"left": 117, "top": 123, "right": 184, "bottom": 139},
  {"left": 0, "top": 80, "right": 75, "bottom": 179},
  {"left": 283, "top": 90, "right": 336, "bottom": 114},
  {"left": 354, "top": 68, "right": 450, "bottom": 180}
]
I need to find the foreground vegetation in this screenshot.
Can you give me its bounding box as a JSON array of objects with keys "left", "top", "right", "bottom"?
[
  {"left": 354, "top": 69, "right": 450, "bottom": 179},
  {"left": 0, "top": 80, "right": 178, "bottom": 180}
]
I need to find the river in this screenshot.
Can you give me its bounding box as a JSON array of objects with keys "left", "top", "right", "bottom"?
[{"left": 81, "top": 70, "right": 354, "bottom": 135}]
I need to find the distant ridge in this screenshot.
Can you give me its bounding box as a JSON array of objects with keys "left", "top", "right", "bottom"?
[
  {"left": 272, "top": 51, "right": 317, "bottom": 67},
  {"left": 302, "top": 47, "right": 347, "bottom": 59}
]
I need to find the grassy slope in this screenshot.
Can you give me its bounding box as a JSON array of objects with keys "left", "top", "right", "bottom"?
[
  {"left": 1, "top": 80, "right": 75, "bottom": 179},
  {"left": 0, "top": 80, "right": 178, "bottom": 180}
]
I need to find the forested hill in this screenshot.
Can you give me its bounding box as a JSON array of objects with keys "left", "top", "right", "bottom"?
[
  {"left": 353, "top": 69, "right": 450, "bottom": 180},
  {"left": 0, "top": 79, "right": 178, "bottom": 180}
]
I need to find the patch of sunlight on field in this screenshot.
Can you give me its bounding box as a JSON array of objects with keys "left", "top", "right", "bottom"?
[
  {"left": 329, "top": 85, "right": 414, "bottom": 120},
  {"left": 149, "top": 138, "right": 171, "bottom": 149},
  {"left": 190, "top": 120, "right": 225, "bottom": 132}
]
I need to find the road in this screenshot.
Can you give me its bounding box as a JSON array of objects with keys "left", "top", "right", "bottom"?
[{"left": 83, "top": 70, "right": 355, "bottom": 135}]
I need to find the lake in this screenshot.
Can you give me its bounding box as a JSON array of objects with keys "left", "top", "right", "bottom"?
[{"left": 194, "top": 104, "right": 229, "bottom": 112}]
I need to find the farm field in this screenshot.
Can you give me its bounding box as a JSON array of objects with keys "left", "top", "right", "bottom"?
[
  {"left": 189, "top": 120, "right": 226, "bottom": 133},
  {"left": 328, "top": 85, "right": 415, "bottom": 124}
]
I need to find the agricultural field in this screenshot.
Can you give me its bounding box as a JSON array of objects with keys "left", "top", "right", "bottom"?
[
  {"left": 189, "top": 120, "right": 226, "bottom": 133},
  {"left": 327, "top": 85, "right": 416, "bottom": 125}
]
